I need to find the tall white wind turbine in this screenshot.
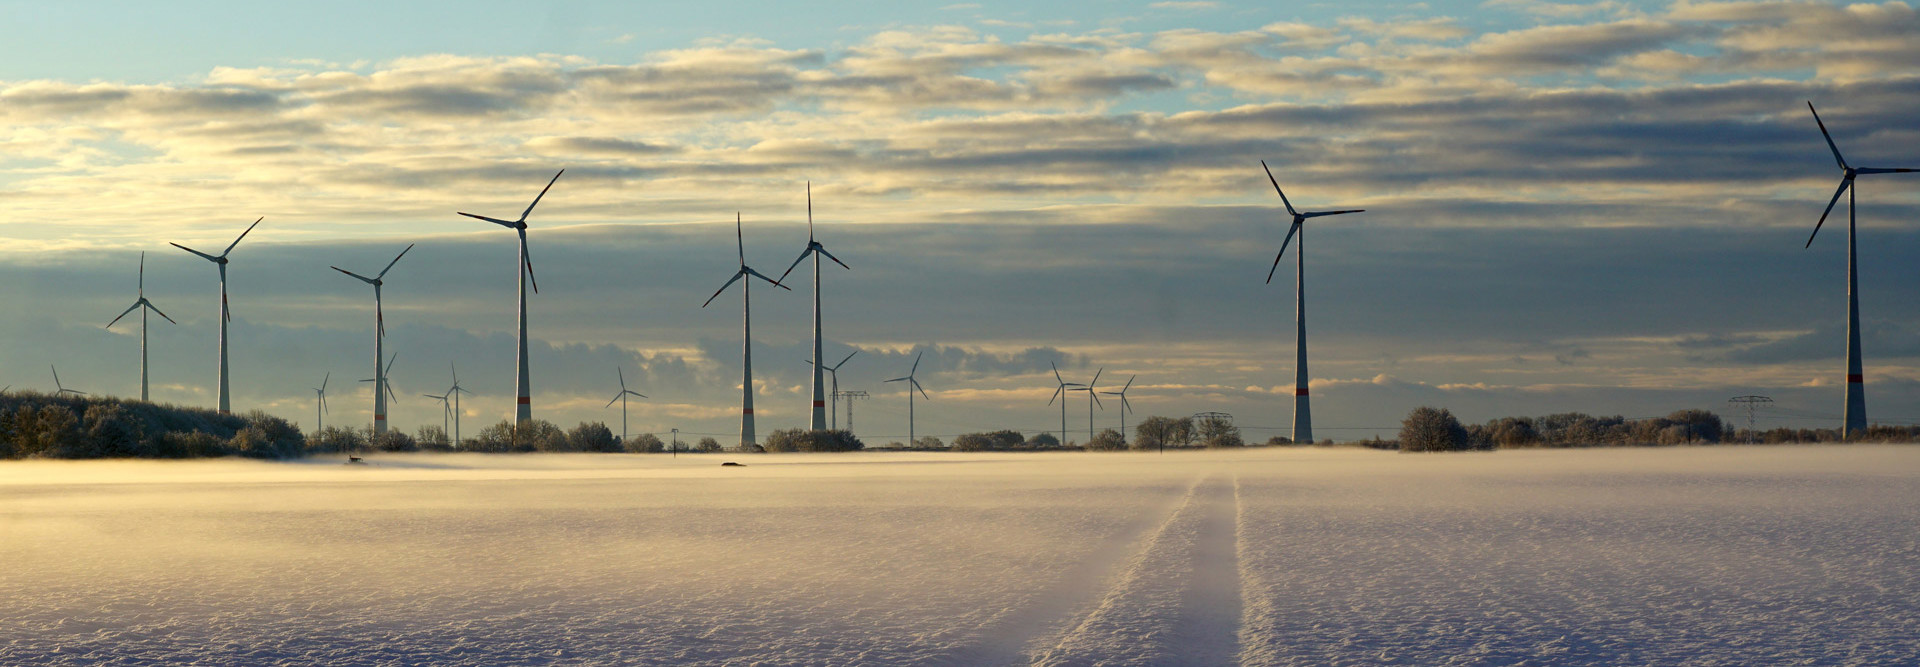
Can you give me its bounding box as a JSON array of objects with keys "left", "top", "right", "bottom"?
[
  {"left": 605, "top": 367, "right": 647, "bottom": 443},
  {"left": 458, "top": 170, "right": 562, "bottom": 425},
  {"left": 775, "top": 182, "right": 852, "bottom": 431},
  {"left": 331, "top": 244, "right": 414, "bottom": 436},
  {"left": 1261, "top": 161, "right": 1363, "bottom": 445},
  {"left": 106, "top": 252, "right": 177, "bottom": 402},
  {"left": 170, "top": 217, "right": 262, "bottom": 415},
  {"left": 806, "top": 349, "right": 859, "bottom": 430},
  {"left": 884, "top": 351, "right": 930, "bottom": 446},
  {"left": 702, "top": 213, "right": 791, "bottom": 449},
  {"left": 313, "top": 373, "right": 330, "bottom": 433},
  {"left": 1047, "top": 361, "right": 1084, "bottom": 446},
  {"left": 1101, "top": 374, "right": 1135, "bottom": 442},
  {"left": 1804, "top": 102, "right": 1917, "bottom": 438}
]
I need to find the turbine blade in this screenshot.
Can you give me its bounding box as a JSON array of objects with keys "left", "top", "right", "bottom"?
[
  {"left": 1302, "top": 209, "right": 1364, "bottom": 218},
  {"left": 332, "top": 266, "right": 377, "bottom": 284},
  {"left": 745, "top": 266, "right": 791, "bottom": 290},
  {"left": 628, "top": 391, "right": 646, "bottom": 399},
  {"left": 1090, "top": 391, "right": 1102, "bottom": 408},
  {"left": 1052, "top": 360, "right": 1065, "bottom": 385},
  {"left": 1266, "top": 221, "right": 1302, "bottom": 284},
  {"left": 702, "top": 272, "right": 745, "bottom": 308},
  {"left": 221, "top": 217, "right": 263, "bottom": 257},
  {"left": 775, "top": 248, "right": 811, "bottom": 285},
  {"left": 884, "top": 376, "right": 909, "bottom": 383},
  {"left": 835, "top": 349, "right": 859, "bottom": 368},
  {"left": 377, "top": 244, "right": 415, "bottom": 279},
  {"left": 458, "top": 212, "right": 518, "bottom": 228},
  {"left": 520, "top": 169, "right": 564, "bottom": 222},
  {"left": 1260, "top": 160, "right": 1297, "bottom": 215},
  {"left": 51, "top": 365, "right": 61, "bottom": 389},
  {"left": 147, "top": 302, "right": 177, "bottom": 324},
  {"left": 1808, "top": 101, "right": 1847, "bottom": 170},
  {"left": 1806, "top": 179, "right": 1851, "bottom": 248},
  {"left": 915, "top": 379, "right": 930, "bottom": 401},
  {"left": 806, "top": 181, "right": 814, "bottom": 241},
  {"left": 818, "top": 246, "right": 850, "bottom": 270},
  {"left": 1049, "top": 385, "right": 1063, "bottom": 406},
  {"left": 107, "top": 302, "right": 141, "bottom": 328},
  {"left": 322, "top": 372, "right": 330, "bottom": 391},
  {"left": 171, "top": 243, "right": 220, "bottom": 263},
  {"left": 1855, "top": 167, "right": 1919, "bottom": 174},
  {"left": 911, "top": 351, "right": 923, "bottom": 374},
  {"left": 607, "top": 393, "right": 622, "bottom": 409},
  {"left": 138, "top": 252, "right": 145, "bottom": 294},
  {"left": 521, "top": 232, "right": 539, "bottom": 294},
  {"left": 1090, "top": 367, "right": 1102, "bottom": 388},
  {"left": 1122, "top": 374, "right": 1135, "bottom": 391},
  {"left": 618, "top": 366, "right": 627, "bottom": 391},
  {"left": 736, "top": 213, "right": 745, "bottom": 266}
]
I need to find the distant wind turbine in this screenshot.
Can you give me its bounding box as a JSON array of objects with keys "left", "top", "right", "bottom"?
[
  {"left": 1071, "top": 367, "right": 1105, "bottom": 443},
  {"left": 51, "top": 365, "right": 85, "bottom": 397},
  {"left": 776, "top": 182, "right": 852, "bottom": 431},
  {"left": 605, "top": 367, "right": 647, "bottom": 443},
  {"left": 1262, "top": 161, "right": 1363, "bottom": 445},
  {"left": 458, "top": 169, "right": 562, "bottom": 425},
  {"left": 1803, "top": 102, "right": 1916, "bottom": 438},
  {"left": 313, "top": 373, "right": 330, "bottom": 432},
  {"left": 331, "top": 244, "right": 414, "bottom": 436},
  {"left": 884, "top": 351, "right": 930, "bottom": 446},
  {"left": 360, "top": 353, "right": 398, "bottom": 434},
  {"left": 446, "top": 363, "right": 472, "bottom": 445},
  {"left": 1047, "top": 361, "right": 1084, "bottom": 446},
  {"left": 105, "top": 252, "right": 176, "bottom": 402},
  {"left": 170, "top": 217, "right": 262, "bottom": 414},
  {"left": 702, "top": 213, "right": 790, "bottom": 449},
  {"left": 1101, "top": 374, "right": 1135, "bottom": 442},
  {"left": 806, "top": 349, "right": 859, "bottom": 430},
  {"left": 423, "top": 390, "right": 451, "bottom": 437}
]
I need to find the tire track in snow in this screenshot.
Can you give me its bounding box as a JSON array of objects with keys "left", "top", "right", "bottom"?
[
  {"left": 1234, "top": 474, "right": 1280, "bottom": 666},
  {"left": 1033, "top": 474, "right": 1241, "bottom": 667},
  {"left": 934, "top": 478, "right": 1204, "bottom": 667}
]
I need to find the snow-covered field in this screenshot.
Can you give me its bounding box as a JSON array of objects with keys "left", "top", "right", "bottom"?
[{"left": 2, "top": 446, "right": 1916, "bottom": 665}]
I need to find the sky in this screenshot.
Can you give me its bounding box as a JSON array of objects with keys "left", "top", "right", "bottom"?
[{"left": 2, "top": 0, "right": 1918, "bottom": 442}]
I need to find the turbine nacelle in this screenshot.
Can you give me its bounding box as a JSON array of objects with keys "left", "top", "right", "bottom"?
[
  {"left": 1804, "top": 102, "right": 1920, "bottom": 248},
  {"left": 1260, "top": 161, "right": 1365, "bottom": 284}
]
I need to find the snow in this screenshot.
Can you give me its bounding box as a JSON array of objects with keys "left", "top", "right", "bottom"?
[{"left": 2, "top": 446, "right": 1916, "bottom": 665}]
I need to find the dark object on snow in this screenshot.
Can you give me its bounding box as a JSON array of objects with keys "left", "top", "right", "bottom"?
[
  {"left": 721, "top": 461, "right": 745, "bottom": 467},
  {"left": 347, "top": 456, "right": 365, "bottom": 464}
]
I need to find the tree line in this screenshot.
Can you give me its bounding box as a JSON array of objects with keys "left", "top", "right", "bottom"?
[{"left": 1395, "top": 406, "right": 1920, "bottom": 452}]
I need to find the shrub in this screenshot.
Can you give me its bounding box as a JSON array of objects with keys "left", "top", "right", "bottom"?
[
  {"left": 1400, "top": 406, "right": 1469, "bottom": 452},
  {"left": 1087, "top": 428, "right": 1127, "bottom": 451},
  {"left": 1134, "top": 416, "right": 1193, "bottom": 450},
  {"left": 625, "top": 433, "right": 666, "bottom": 453},
  {"left": 695, "top": 437, "right": 722, "bottom": 453},
  {"left": 567, "top": 422, "right": 620, "bottom": 453},
  {"left": 83, "top": 404, "right": 150, "bottom": 458},
  {"left": 1026, "top": 432, "right": 1061, "bottom": 448},
  {"left": 308, "top": 426, "right": 365, "bottom": 455},
  {"left": 911, "top": 436, "right": 944, "bottom": 449},
  {"left": 763, "top": 429, "right": 864, "bottom": 452},
  {"left": 1196, "top": 415, "right": 1243, "bottom": 448}
]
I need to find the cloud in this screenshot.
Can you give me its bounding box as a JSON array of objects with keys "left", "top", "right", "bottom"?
[{"left": 1150, "top": 1, "right": 1221, "bottom": 10}]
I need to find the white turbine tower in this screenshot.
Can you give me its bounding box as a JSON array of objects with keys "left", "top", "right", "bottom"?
[
  {"left": 313, "top": 373, "right": 330, "bottom": 432},
  {"left": 360, "top": 353, "right": 398, "bottom": 436},
  {"left": 775, "top": 182, "right": 852, "bottom": 431},
  {"left": 702, "top": 213, "right": 790, "bottom": 449},
  {"left": 331, "top": 244, "right": 413, "bottom": 436},
  {"left": 170, "top": 217, "right": 262, "bottom": 415},
  {"left": 1101, "top": 374, "right": 1135, "bottom": 442},
  {"left": 423, "top": 390, "right": 451, "bottom": 437},
  {"left": 605, "top": 367, "right": 647, "bottom": 443},
  {"left": 1072, "top": 367, "right": 1105, "bottom": 443},
  {"left": 1261, "top": 161, "right": 1363, "bottom": 445},
  {"left": 446, "top": 363, "right": 472, "bottom": 445},
  {"left": 884, "top": 351, "right": 930, "bottom": 446},
  {"left": 51, "top": 365, "right": 85, "bottom": 397},
  {"left": 1804, "top": 102, "right": 1917, "bottom": 438},
  {"left": 1047, "top": 361, "right": 1084, "bottom": 446},
  {"left": 106, "top": 252, "right": 176, "bottom": 402},
  {"left": 458, "top": 170, "right": 562, "bottom": 425},
  {"left": 806, "top": 349, "right": 859, "bottom": 430}
]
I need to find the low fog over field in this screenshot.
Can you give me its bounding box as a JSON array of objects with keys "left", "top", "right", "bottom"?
[{"left": 4, "top": 447, "right": 1917, "bottom": 665}]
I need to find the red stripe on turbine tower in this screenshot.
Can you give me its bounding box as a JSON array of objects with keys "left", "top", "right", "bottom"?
[
  {"left": 813, "top": 401, "right": 826, "bottom": 407},
  {"left": 1848, "top": 374, "right": 1864, "bottom": 383},
  {"left": 517, "top": 396, "right": 531, "bottom": 404},
  {"left": 1296, "top": 387, "right": 1310, "bottom": 396},
  {"left": 742, "top": 408, "right": 754, "bottom": 414}
]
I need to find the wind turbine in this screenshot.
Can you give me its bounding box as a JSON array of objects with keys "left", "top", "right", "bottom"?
[
  {"left": 605, "top": 367, "right": 647, "bottom": 443},
  {"left": 1261, "top": 161, "right": 1363, "bottom": 445},
  {"left": 106, "top": 252, "right": 177, "bottom": 402},
  {"left": 423, "top": 390, "right": 451, "bottom": 438},
  {"left": 703, "top": 213, "right": 790, "bottom": 449},
  {"left": 51, "top": 365, "right": 85, "bottom": 397},
  {"left": 1101, "top": 374, "right": 1135, "bottom": 442},
  {"left": 884, "top": 351, "right": 930, "bottom": 446},
  {"left": 360, "top": 353, "right": 398, "bottom": 435},
  {"left": 447, "top": 362, "right": 472, "bottom": 445},
  {"left": 331, "top": 244, "right": 414, "bottom": 436},
  {"left": 776, "top": 182, "right": 852, "bottom": 431},
  {"left": 1047, "top": 361, "right": 1084, "bottom": 446},
  {"left": 1804, "top": 102, "right": 1917, "bottom": 438},
  {"left": 170, "top": 217, "right": 262, "bottom": 415},
  {"left": 458, "top": 169, "right": 562, "bottom": 425},
  {"left": 313, "top": 373, "right": 330, "bottom": 432},
  {"left": 1073, "top": 367, "right": 1104, "bottom": 443},
  {"left": 806, "top": 349, "right": 859, "bottom": 430}
]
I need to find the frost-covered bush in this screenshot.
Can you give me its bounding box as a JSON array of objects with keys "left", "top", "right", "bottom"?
[
  {"left": 1133, "top": 416, "right": 1193, "bottom": 450},
  {"left": 763, "top": 429, "right": 863, "bottom": 452},
  {"left": 567, "top": 422, "right": 620, "bottom": 453},
  {"left": 1026, "top": 432, "right": 1061, "bottom": 448},
  {"left": 1087, "top": 428, "right": 1127, "bottom": 451},
  {"left": 1400, "top": 406, "right": 1469, "bottom": 452},
  {"left": 696, "top": 437, "right": 722, "bottom": 453},
  {"left": 625, "top": 433, "right": 666, "bottom": 453}
]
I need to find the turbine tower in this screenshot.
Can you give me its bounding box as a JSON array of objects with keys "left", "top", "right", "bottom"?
[
  {"left": 702, "top": 213, "right": 790, "bottom": 449},
  {"left": 313, "top": 373, "right": 330, "bottom": 432},
  {"left": 605, "top": 367, "right": 647, "bottom": 443},
  {"left": 106, "top": 252, "right": 176, "bottom": 402},
  {"left": 1101, "top": 374, "right": 1136, "bottom": 442},
  {"left": 331, "top": 244, "right": 414, "bottom": 436},
  {"left": 1261, "top": 161, "right": 1363, "bottom": 445},
  {"left": 884, "top": 351, "right": 929, "bottom": 446},
  {"left": 170, "top": 217, "right": 262, "bottom": 415},
  {"left": 447, "top": 363, "right": 471, "bottom": 445},
  {"left": 806, "top": 349, "right": 859, "bottom": 430},
  {"left": 1073, "top": 367, "right": 1105, "bottom": 443},
  {"left": 360, "top": 353, "right": 398, "bottom": 434},
  {"left": 1047, "top": 361, "right": 1084, "bottom": 445},
  {"left": 423, "top": 390, "right": 451, "bottom": 437},
  {"left": 776, "top": 182, "right": 852, "bottom": 431},
  {"left": 1804, "top": 102, "right": 1916, "bottom": 438},
  {"left": 51, "top": 365, "right": 85, "bottom": 397},
  {"left": 458, "top": 169, "right": 562, "bottom": 425}
]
